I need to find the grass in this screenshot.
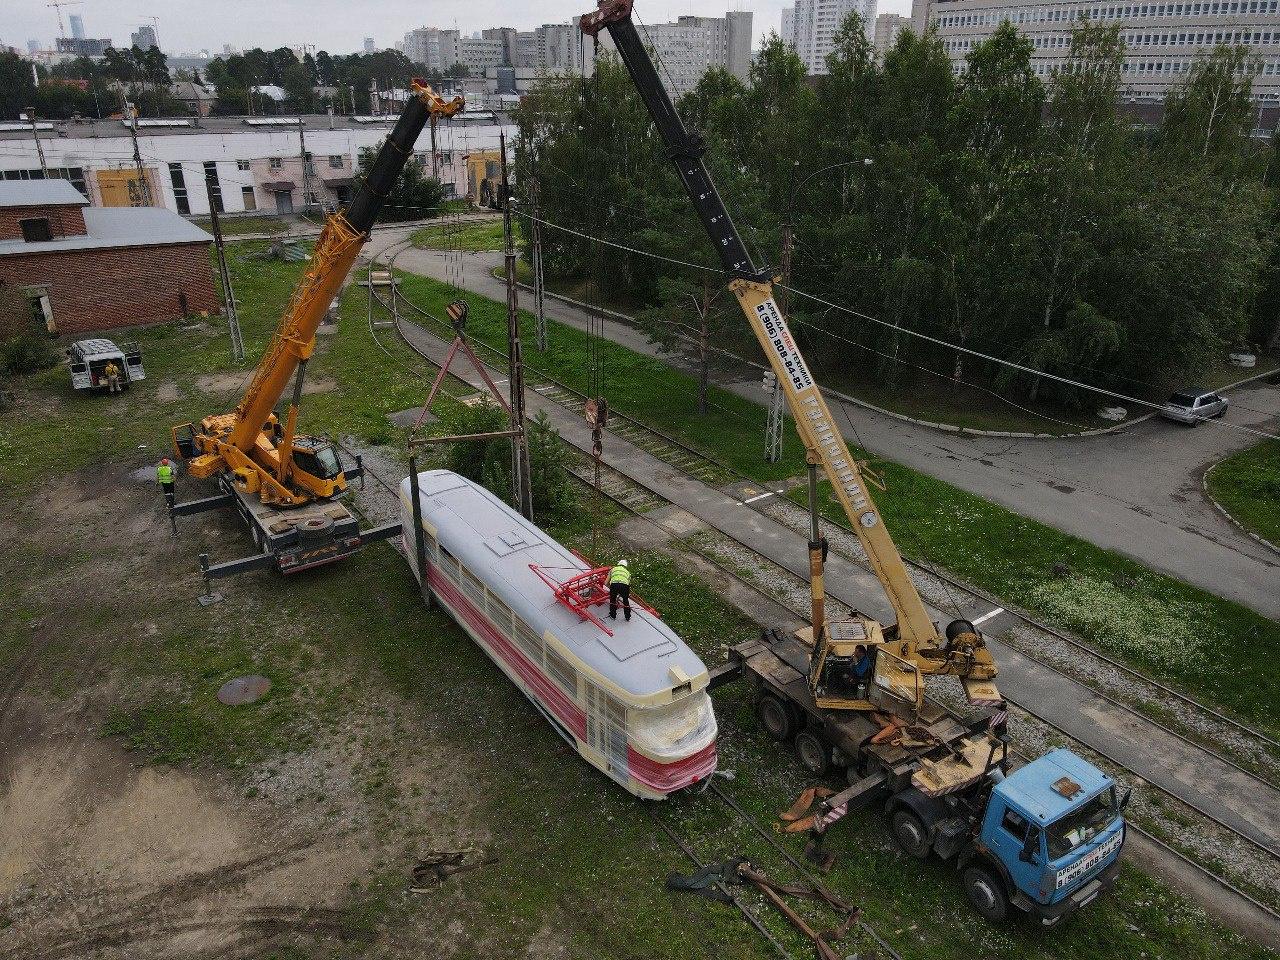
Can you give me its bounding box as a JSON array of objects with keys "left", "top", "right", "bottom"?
[
  {"left": 394, "top": 269, "right": 1280, "bottom": 737},
  {"left": 193, "top": 214, "right": 290, "bottom": 236},
  {"left": 0, "top": 243, "right": 1271, "bottom": 959},
  {"left": 1206, "top": 439, "right": 1280, "bottom": 545},
  {"left": 411, "top": 217, "right": 506, "bottom": 251}
]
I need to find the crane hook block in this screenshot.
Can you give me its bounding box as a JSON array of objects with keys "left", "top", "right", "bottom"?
[{"left": 580, "top": 0, "right": 633, "bottom": 36}]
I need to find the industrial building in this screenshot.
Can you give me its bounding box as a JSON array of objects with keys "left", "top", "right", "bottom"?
[
  {"left": 0, "top": 179, "right": 217, "bottom": 336},
  {"left": 909, "top": 0, "right": 1280, "bottom": 101},
  {"left": 0, "top": 114, "right": 515, "bottom": 218}
]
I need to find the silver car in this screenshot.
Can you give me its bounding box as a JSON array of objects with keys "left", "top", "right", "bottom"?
[{"left": 1160, "top": 388, "right": 1228, "bottom": 425}]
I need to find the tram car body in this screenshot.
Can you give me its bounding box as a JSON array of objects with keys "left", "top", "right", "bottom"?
[{"left": 399, "top": 470, "right": 718, "bottom": 799}]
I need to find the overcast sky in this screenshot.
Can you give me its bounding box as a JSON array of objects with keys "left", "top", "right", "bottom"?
[{"left": 7, "top": 0, "right": 913, "bottom": 57}]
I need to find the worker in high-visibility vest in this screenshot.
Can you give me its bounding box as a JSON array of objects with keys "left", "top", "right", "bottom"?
[
  {"left": 607, "top": 559, "right": 632, "bottom": 622},
  {"left": 157, "top": 458, "right": 175, "bottom": 507}
]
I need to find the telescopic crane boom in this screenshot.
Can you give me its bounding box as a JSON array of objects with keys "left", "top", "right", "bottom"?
[
  {"left": 176, "top": 82, "right": 463, "bottom": 506},
  {"left": 579, "top": 1, "right": 999, "bottom": 708}
]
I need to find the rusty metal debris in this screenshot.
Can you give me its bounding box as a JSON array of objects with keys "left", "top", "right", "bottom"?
[
  {"left": 409, "top": 850, "right": 496, "bottom": 892},
  {"left": 667, "top": 857, "right": 861, "bottom": 960}
]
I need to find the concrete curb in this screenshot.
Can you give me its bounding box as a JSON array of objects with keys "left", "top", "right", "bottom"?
[
  {"left": 517, "top": 275, "right": 1280, "bottom": 440},
  {"left": 1201, "top": 461, "right": 1280, "bottom": 558}
]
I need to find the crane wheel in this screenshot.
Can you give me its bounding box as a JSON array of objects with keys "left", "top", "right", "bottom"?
[
  {"left": 794, "top": 729, "right": 831, "bottom": 776},
  {"left": 891, "top": 809, "right": 931, "bottom": 860},
  {"left": 963, "top": 865, "right": 1009, "bottom": 922},
  {"left": 756, "top": 695, "right": 797, "bottom": 742}
]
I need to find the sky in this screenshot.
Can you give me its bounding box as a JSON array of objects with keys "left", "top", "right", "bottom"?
[{"left": 7, "top": 0, "right": 914, "bottom": 57}]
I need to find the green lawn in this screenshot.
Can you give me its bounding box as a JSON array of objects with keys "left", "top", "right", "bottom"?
[
  {"left": 411, "top": 217, "right": 506, "bottom": 251},
  {"left": 0, "top": 245, "right": 1271, "bottom": 959},
  {"left": 1207, "top": 439, "right": 1280, "bottom": 545},
  {"left": 396, "top": 269, "right": 1280, "bottom": 738}
]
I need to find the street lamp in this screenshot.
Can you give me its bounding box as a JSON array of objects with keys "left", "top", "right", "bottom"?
[{"left": 779, "top": 157, "right": 873, "bottom": 316}]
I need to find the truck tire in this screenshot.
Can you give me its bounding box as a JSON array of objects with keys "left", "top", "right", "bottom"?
[
  {"left": 891, "top": 809, "right": 931, "bottom": 860},
  {"left": 794, "top": 729, "right": 830, "bottom": 776},
  {"left": 297, "top": 515, "right": 335, "bottom": 543},
  {"left": 963, "top": 865, "right": 1009, "bottom": 922},
  {"left": 757, "top": 695, "right": 797, "bottom": 742}
]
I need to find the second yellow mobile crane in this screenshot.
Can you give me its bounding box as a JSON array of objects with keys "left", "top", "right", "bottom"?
[
  {"left": 579, "top": 0, "right": 999, "bottom": 715},
  {"left": 170, "top": 82, "right": 464, "bottom": 580}
]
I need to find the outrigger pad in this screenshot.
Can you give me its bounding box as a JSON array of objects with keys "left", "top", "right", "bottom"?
[{"left": 802, "top": 838, "right": 837, "bottom": 874}]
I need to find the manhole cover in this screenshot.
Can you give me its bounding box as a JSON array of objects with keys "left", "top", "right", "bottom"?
[{"left": 218, "top": 674, "right": 272, "bottom": 705}]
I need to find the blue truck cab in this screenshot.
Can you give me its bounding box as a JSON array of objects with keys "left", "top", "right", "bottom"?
[{"left": 965, "top": 748, "right": 1126, "bottom": 924}]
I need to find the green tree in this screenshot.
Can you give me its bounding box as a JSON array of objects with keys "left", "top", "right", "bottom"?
[{"left": 1163, "top": 44, "right": 1259, "bottom": 164}]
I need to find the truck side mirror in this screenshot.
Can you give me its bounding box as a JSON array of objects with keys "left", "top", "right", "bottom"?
[
  {"left": 1019, "top": 834, "right": 1039, "bottom": 864},
  {"left": 1119, "top": 787, "right": 1132, "bottom": 811}
]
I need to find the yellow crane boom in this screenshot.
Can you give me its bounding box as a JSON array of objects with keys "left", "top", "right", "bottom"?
[{"left": 580, "top": 0, "right": 999, "bottom": 707}]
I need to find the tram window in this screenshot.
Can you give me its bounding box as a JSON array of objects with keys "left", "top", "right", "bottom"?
[
  {"left": 513, "top": 617, "right": 544, "bottom": 663},
  {"left": 545, "top": 650, "right": 578, "bottom": 696},
  {"left": 487, "top": 590, "right": 513, "bottom": 631}
]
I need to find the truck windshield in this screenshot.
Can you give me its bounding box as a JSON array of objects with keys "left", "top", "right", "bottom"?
[
  {"left": 1046, "top": 789, "right": 1117, "bottom": 860},
  {"left": 314, "top": 444, "right": 342, "bottom": 479}
]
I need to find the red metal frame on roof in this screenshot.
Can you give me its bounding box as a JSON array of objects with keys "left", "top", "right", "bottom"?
[{"left": 529, "top": 564, "right": 658, "bottom": 637}]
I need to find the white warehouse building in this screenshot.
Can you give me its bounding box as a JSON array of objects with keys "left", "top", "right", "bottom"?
[{"left": 0, "top": 114, "right": 516, "bottom": 218}]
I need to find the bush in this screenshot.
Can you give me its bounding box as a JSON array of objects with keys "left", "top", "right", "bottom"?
[{"left": 0, "top": 335, "right": 57, "bottom": 376}]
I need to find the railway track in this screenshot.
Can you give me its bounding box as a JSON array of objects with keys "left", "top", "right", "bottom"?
[
  {"left": 368, "top": 243, "right": 1280, "bottom": 776},
  {"left": 365, "top": 244, "right": 1280, "bottom": 936}
]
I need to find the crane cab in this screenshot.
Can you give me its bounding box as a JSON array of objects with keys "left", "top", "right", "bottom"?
[{"left": 803, "top": 618, "right": 923, "bottom": 714}]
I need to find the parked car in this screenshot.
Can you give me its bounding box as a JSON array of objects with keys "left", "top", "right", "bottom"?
[{"left": 1160, "top": 388, "right": 1227, "bottom": 425}]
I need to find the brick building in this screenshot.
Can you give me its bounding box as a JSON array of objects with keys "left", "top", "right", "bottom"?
[{"left": 0, "top": 180, "right": 218, "bottom": 337}]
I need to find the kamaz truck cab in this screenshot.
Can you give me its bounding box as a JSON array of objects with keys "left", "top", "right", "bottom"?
[{"left": 962, "top": 748, "right": 1127, "bottom": 925}]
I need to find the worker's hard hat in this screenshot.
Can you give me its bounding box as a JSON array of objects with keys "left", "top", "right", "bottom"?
[
  {"left": 161, "top": 458, "right": 169, "bottom": 465},
  {"left": 618, "top": 559, "right": 628, "bottom": 567}
]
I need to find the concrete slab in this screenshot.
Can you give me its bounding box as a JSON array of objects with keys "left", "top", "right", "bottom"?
[{"left": 387, "top": 406, "right": 437, "bottom": 429}]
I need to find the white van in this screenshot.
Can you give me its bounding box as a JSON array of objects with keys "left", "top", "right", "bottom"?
[{"left": 68, "top": 339, "right": 145, "bottom": 391}]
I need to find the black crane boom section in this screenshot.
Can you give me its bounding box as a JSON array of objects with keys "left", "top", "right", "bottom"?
[{"left": 580, "top": 0, "right": 769, "bottom": 283}]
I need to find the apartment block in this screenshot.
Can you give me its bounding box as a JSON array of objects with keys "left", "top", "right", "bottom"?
[
  {"left": 782, "top": 0, "right": 880, "bottom": 74},
  {"left": 874, "top": 12, "right": 911, "bottom": 58},
  {"left": 909, "top": 0, "right": 1280, "bottom": 101},
  {"left": 595, "top": 11, "right": 754, "bottom": 96}
]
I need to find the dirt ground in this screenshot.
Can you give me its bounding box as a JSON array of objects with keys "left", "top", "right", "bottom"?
[{"left": 0, "top": 456, "right": 505, "bottom": 959}]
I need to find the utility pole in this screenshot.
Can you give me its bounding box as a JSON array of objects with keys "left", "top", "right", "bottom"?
[
  {"left": 530, "top": 171, "right": 547, "bottom": 351},
  {"left": 429, "top": 114, "right": 439, "bottom": 183},
  {"left": 25, "top": 107, "right": 49, "bottom": 177},
  {"left": 297, "top": 117, "right": 312, "bottom": 214},
  {"left": 124, "top": 98, "right": 152, "bottom": 206},
  {"left": 205, "top": 174, "right": 245, "bottom": 360},
  {"left": 500, "top": 132, "right": 533, "bottom": 520}
]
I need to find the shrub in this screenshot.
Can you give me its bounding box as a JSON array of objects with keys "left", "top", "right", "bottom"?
[{"left": 0, "top": 335, "right": 57, "bottom": 376}]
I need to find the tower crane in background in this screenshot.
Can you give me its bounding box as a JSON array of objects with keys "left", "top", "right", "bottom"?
[{"left": 46, "top": 0, "right": 82, "bottom": 39}]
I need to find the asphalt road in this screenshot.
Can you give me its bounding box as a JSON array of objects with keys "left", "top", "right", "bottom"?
[{"left": 362, "top": 234, "right": 1280, "bottom": 621}]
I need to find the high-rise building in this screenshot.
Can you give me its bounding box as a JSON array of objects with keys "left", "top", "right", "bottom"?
[
  {"left": 69, "top": 15, "right": 85, "bottom": 40},
  {"left": 461, "top": 37, "right": 503, "bottom": 73},
  {"left": 27, "top": 39, "right": 41, "bottom": 54},
  {"left": 873, "top": 12, "right": 909, "bottom": 60},
  {"left": 909, "top": 0, "right": 1280, "bottom": 103},
  {"left": 781, "top": 0, "right": 879, "bottom": 74},
  {"left": 363, "top": 37, "right": 376, "bottom": 54},
  {"left": 595, "top": 10, "right": 754, "bottom": 95},
  {"left": 483, "top": 27, "right": 519, "bottom": 66},
  {"left": 403, "top": 27, "right": 461, "bottom": 72},
  {"left": 131, "top": 25, "right": 157, "bottom": 51}
]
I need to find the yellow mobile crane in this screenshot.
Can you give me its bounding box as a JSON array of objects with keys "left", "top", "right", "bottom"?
[
  {"left": 170, "top": 82, "right": 464, "bottom": 580},
  {"left": 579, "top": 1, "right": 999, "bottom": 713}
]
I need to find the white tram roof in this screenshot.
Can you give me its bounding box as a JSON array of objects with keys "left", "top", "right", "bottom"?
[{"left": 403, "top": 470, "right": 710, "bottom": 703}]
